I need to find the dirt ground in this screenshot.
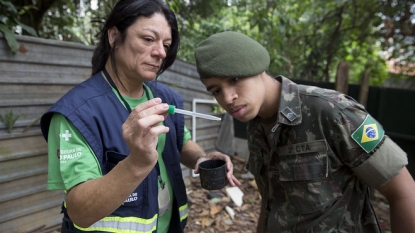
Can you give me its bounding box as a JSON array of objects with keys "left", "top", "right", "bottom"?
[{"left": 184, "top": 155, "right": 391, "bottom": 233}]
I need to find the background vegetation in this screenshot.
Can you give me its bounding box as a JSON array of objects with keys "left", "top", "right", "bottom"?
[{"left": 2, "top": 0, "right": 415, "bottom": 85}]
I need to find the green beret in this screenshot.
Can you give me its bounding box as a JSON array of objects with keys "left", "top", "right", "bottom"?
[{"left": 194, "top": 31, "right": 270, "bottom": 79}]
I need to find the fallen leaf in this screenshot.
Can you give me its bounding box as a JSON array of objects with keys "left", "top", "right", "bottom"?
[
  {"left": 199, "top": 209, "right": 210, "bottom": 217},
  {"left": 209, "top": 204, "right": 221, "bottom": 217}
]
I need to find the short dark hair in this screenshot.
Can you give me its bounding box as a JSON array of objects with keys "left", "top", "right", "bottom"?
[{"left": 91, "top": 0, "right": 179, "bottom": 78}]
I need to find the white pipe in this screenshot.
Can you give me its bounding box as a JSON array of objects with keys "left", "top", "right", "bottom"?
[
  {"left": 191, "top": 98, "right": 218, "bottom": 142},
  {"left": 190, "top": 98, "right": 218, "bottom": 177}
]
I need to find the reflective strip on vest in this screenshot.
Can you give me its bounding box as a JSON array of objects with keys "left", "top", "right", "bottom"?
[
  {"left": 179, "top": 203, "right": 188, "bottom": 222},
  {"left": 74, "top": 214, "right": 158, "bottom": 233},
  {"left": 69, "top": 203, "right": 187, "bottom": 232}
]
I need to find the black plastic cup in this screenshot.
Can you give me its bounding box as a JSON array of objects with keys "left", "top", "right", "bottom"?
[{"left": 199, "top": 159, "right": 228, "bottom": 190}]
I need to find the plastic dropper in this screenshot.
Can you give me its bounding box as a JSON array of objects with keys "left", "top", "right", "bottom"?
[{"left": 167, "top": 105, "right": 221, "bottom": 121}]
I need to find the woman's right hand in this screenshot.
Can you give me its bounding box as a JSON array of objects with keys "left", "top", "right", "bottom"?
[{"left": 122, "top": 97, "right": 169, "bottom": 169}]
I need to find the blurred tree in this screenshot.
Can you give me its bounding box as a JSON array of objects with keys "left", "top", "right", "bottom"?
[
  {"left": 13, "top": 0, "right": 114, "bottom": 44},
  {"left": 14, "top": 0, "right": 61, "bottom": 35},
  {"left": 3, "top": 0, "right": 414, "bottom": 85},
  {"left": 379, "top": 0, "right": 415, "bottom": 76},
  {"left": 164, "top": 0, "right": 398, "bottom": 85},
  {"left": 0, "top": 0, "right": 37, "bottom": 53}
]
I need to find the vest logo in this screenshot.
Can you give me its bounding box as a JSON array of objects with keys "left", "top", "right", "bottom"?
[
  {"left": 351, "top": 115, "right": 384, "bottom": 153},
  {"left": 60, "top": 130, "right": 72, "bottom": 141},
  {"left": 124, "top": 192, "right": 138, "bottom": 204},
  {"left": 58, "top": 148, "right": 82, "bottom": 163}
]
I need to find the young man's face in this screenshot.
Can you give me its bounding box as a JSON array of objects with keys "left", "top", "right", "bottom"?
[{"left": 203, "top": 75, "right": 267, "bottom": 122}]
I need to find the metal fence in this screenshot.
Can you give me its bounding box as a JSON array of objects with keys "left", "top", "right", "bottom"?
[{"left": 0, "top": 35, "right": 223, "bottom": 233}]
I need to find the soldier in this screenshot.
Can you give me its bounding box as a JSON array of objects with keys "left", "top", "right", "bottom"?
[{"left": 194, "top": 31, "right": 415, "bottom": 232}]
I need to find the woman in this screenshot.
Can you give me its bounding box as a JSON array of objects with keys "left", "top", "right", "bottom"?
[{"left": 40, "top": 1, "right": 240, "bottom": 232}]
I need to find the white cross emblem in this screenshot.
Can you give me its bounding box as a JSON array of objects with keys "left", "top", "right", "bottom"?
[{"left": 60, "top": 130, "right": 72, "bottom": 141}]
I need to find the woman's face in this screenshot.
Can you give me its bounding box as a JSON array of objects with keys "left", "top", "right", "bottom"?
[{"left": 109, "top": 13, "right": 172, "bottom": 82}]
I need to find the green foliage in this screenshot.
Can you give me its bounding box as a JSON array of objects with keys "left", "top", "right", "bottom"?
[
  {"left": 6, "top": 0, "right": 415, "bottom": 85},
  {"left": 37, "top": 1, "right": 86, "bottom": 43},
  {"left": 343, "top": 40, "right": 389, "bottom": 86},
  {"left": 35, "top": 0, "right": 117, "bottom": 46},
  {"left": 0, "top": 0, "right": 37, "bottom": 54},
  {"left": 211, "top": 103, "right": 225, "bottom": 114},
  {"left": 1, "top": 109, "right": 20, "bottom": 133},
  {"left": 169, "top": 0, "right": 413, "bottom": 86}
]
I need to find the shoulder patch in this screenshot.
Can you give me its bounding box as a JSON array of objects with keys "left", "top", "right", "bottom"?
[{"left": 351, "top": 115, "right": 385, "bottom": 153}]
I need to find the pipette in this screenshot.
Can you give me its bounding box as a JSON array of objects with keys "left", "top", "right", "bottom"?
[{"left": 167, "top": 105, "right": 221, "bottom": 121}]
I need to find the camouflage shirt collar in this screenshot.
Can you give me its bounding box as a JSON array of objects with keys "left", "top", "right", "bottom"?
[
  {"left": 275, "top": 75, "right": 302, "bottom": 126},
  {"left": 247, "top": 76, "right": 302, "bottom": 137}
]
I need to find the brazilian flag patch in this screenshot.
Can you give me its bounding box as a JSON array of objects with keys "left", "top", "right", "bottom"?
[{"left": 351, "top": 115, "right": 385, "bottom": 153}]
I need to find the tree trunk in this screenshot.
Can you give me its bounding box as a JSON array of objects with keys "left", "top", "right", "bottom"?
[
  {"left": 15, "top": 0, "right": 59, "bottom": 35},
  {"left": 359, "top": 69, "right": 371, "bottom": 107},
  {"left": 335, "top": 61, "right": 349, "bottom": 94}
]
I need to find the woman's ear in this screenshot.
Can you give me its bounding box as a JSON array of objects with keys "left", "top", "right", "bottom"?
[{"left": 107, "top": 26, "right": 119, "bottom": 48}]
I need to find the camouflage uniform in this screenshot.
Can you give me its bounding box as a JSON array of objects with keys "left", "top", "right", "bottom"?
[{"left": 246, "top": 76, "right": 408, "bottom": 233}]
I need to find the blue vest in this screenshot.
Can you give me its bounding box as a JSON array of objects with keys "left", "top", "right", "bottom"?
[{"left": 40, "top": 72, "right": 188, "bottom": 233}]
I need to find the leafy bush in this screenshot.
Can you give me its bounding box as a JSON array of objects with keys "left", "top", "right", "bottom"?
[{"left": 0, "top": 0, "right": 37, "bottom": 54}]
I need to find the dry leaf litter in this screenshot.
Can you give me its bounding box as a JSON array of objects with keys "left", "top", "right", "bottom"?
[{"left": 184, "top": 155, "right": 392, "bottom": 233}]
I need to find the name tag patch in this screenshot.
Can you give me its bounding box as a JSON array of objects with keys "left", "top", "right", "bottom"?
[{"left": 278, "top": 140, "right": 327, "bottom": 156}]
